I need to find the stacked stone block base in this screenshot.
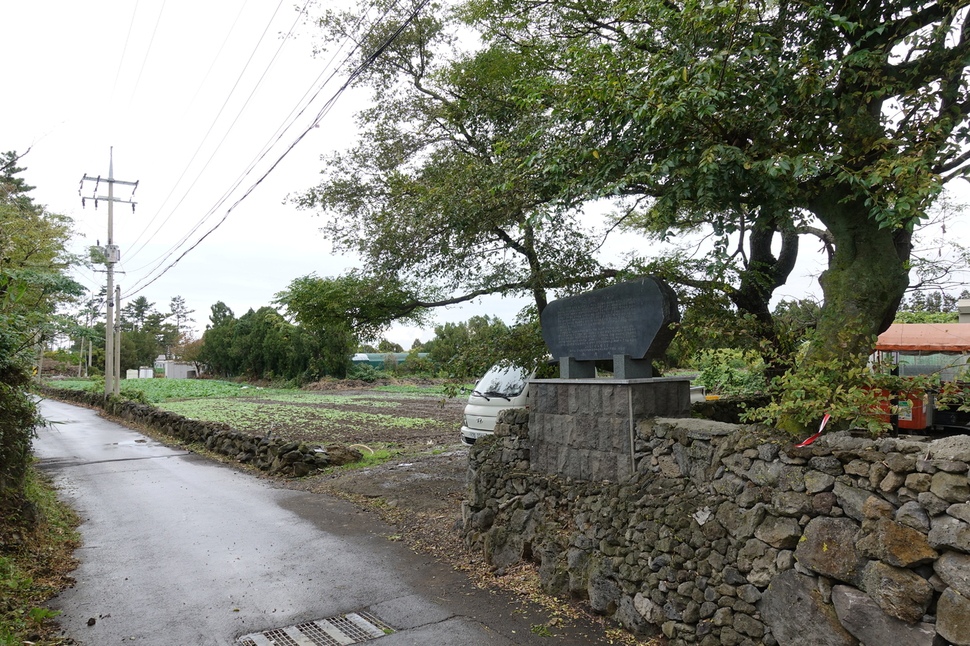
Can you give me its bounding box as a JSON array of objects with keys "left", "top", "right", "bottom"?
[{"left": 529, "top": 378, "right": 691, "bottom": 481}]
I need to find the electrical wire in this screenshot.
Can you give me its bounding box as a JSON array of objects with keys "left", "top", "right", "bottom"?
[
  {"left": 124, "top": 0, "right": 378, "bottom": 276},
  {"left": 110, "top": 0, "right": 141, "bottom": 101},
  {"left": 120, "top": 0, "right": 385, "bottom": 282},
  {"left": 123, "top": 0, "right": 287, "bottom": 262},
  {"left": 123, "top": 0, "right": 433, "bottom": 299},
  {"left": 127, "top": 0, "right": 168, "bottom": 110},
  {"left": 123, "top": 0, "right": 252, "bottom": 256}
]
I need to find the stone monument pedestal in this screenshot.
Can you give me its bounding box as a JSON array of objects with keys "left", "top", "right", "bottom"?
[{"left": 529, "top": 377, "right": 691, "bottom": 482}]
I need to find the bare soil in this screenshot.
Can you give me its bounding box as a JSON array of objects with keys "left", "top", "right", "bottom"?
[
  {"left": 245, "top": 390, "right": 466, "bottom": 448},
  {"left": 277, "top": 385, "right": 472, "bottom": 547}
]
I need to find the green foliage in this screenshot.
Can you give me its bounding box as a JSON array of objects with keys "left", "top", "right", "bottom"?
[
  {"left": 694, "top": 350, "right": 766, "bottom": 397},
  {"left": 899, "top": 289, "right": 960, "bottom": 314},
  {"left": 114, "top": 295, "right": 182, "bottom": 368},
  {"left": 334, "top": 445, "right": 402, "bottom": 471},
  {"left": 893, "top": 288, "right": 965, "bottom": 323},
  {"left": 1, "top": 150, "right": 82, "bottom": 512},
  {"left": 55, "top": 377, "right": 247, "bottom": 403},
  {"left": 198, "top": 302, "right": 346, "bottom": 382},
  {"left": 747, "top": 356, "right": 893, "bottom": 436},
  {"left": 665, "top": 291, "right": 763, "bottom": 367},
  {"left": 377, "top": 339, "right": 404, "bottom": 353},
  {"left": 347, "top": 363, "right": 381, "bottom": 383},
  {"left": 300, "top": 1, "right": 626, "bottom": 319},
  {"left": 423, "top": 313, "right": 547, "bottom": 380},
  {"left": 425, "top": 315, "right": 509, "bottom": 377},
  {"left": 276, "top": 273, "right": 426, "bottom": 344},
  {"left": 741, "top": 328, "right": 967, "bottom": 436},
  {"left": 393, "top": 348, "right": 436, "bottom": 376},
  {"left": 893, "top": 311, "right": 959, "bottom": 324}
]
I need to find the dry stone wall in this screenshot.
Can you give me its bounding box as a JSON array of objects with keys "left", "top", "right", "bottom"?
[
  {"left": 463, "top": 409, "right": 970, "bottom": 645},
  {"left": 39, "top": 386, "right": 359, "bottom": 476}
]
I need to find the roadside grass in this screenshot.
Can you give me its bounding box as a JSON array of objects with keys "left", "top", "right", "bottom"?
[
  {"left": 0, "top": 466, "right": 80, "bottom": 646},
  {"left": 335, "top": 444, "right": 403, "bottom": 470}
]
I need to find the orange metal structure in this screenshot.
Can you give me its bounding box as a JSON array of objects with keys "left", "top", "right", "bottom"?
[{"left": 876, "top": 324, "right": 970, "bottom": 352}]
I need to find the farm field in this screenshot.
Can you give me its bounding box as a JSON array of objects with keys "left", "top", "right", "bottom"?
[{"left": 46, "top": 378, "right": 466, "bottom": 452}]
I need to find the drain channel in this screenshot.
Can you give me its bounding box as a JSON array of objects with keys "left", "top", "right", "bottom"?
[{"left": 237, "top": 611, "right": 394, "bottom": 646}]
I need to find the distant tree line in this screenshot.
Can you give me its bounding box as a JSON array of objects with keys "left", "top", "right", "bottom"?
[
  {"left": 68, "top": 293, "right": 197, "bottom": 374},
  {"left": 191, "top": 294, "right": 545, "bottom": 383},
  {"left": 893, "top": 289, "right": 970, "bottom": 324},
  {"left": 197, "top": 302, "right": 354, "bottom": 381}
]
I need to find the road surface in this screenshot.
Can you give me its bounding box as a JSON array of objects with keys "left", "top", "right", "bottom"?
[{"left": 33, "top": 398, "right": 616, "bottom": 646}]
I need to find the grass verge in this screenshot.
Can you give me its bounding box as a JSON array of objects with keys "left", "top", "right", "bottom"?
[{"left": 0, "top": 466, "right": 80, "bottom": 646}]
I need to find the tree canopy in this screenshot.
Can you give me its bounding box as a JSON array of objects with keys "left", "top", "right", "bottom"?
[
  {"left": 1, "top": 150, "right": 83, "bottom": 512},
  {"left": 465, "top": 0, "right": 970, "bottom": 355},
  {"left": 198, "top": 300, "right": 353, "bottom": 381}
]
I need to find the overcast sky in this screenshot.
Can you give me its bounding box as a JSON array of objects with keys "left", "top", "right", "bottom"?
[
  {"left": 3, "top": 2, "right": 966, "bottom": 350},
  {"left": 2, "top": 0, "right": 595, "bottom": 347}
]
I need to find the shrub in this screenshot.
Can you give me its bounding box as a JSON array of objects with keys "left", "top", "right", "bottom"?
[
  {"left": 347, "top": 363, "right": 381, "bottom": 383},
  {"left": 694, "top": 349, "right": 766, "bottom": 397}
]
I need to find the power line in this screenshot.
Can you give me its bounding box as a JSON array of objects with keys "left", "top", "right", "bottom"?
[
  {"left": 120, "top": 0, "right": 383, "bottom": 282},
  {"left": 121, "top": 0, "right": 384, "bottom": 279},
  {"left": 179, "top": 0, "right": 253, "bottom": 118},
  {"left": 124, "top": 0, "right": 374, "bottom": 276},
  {"left": 110, "top": 0, "right": 141, "bottom": 100},
  {"left": 124, "top": 0, "right": 433, "bottom": 299},
  {"left": 124, "top": 0, "right": 287, "bottom": 261},
  {"left": 127, "top": 0, "right": 168, "bottom": 111}
]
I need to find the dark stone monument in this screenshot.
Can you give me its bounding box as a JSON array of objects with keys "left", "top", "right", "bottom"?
[
  {"left": 540, "top": 276, "right": 679, "bottom": 378},
  {"left": 530, "top": 276, "right": 691, "bottom": 481}
]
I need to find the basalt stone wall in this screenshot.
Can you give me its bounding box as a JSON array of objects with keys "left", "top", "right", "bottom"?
[
  {"left": 463, "top": 410, "right": 970, "bottom": 646},
  {"left": 38, "top": 386, "right": 360, "bottom": 476}
]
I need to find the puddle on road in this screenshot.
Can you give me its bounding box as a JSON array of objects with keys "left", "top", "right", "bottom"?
[{"left": 106, "top": 438, "right": 153, "bottom": 447}]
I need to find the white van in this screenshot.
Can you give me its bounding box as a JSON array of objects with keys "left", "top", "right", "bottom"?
[{"left": 460, "top": 364, "right": 532, "bottom": 446}]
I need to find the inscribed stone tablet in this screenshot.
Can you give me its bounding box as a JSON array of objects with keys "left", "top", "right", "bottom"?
[{"left": 540, "top": 276, "right": 679, "bottom": 361}]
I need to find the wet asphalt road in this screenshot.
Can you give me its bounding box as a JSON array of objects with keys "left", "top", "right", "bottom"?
[{"left": 33, "top": 398, "right": 616, "bottom": 646}]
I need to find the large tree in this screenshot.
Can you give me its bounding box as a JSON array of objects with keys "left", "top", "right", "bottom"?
[
  {"left": 462, "top": 0, "right": 970, "bottom": 426},
  {"left": 298, "top": 0, "right": 629, "bottom": 319}
]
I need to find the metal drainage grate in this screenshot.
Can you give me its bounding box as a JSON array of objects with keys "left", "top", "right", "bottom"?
[{"left": 237, "top": 611, "right": 394, "bottom": 646}]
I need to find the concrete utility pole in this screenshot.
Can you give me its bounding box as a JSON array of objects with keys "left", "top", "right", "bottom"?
[
  {"left": 114, "top": 285, "right": 122, "bottom": 395},
  {"left": 79, "top": 148, "right": 138, "bottom": 396}
]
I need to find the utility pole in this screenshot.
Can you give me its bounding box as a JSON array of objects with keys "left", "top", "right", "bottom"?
[
  {"left": 80, "top": 148, "right": 138, "bottom": 396},
  {"left": 114, "top": 285, "right": 122, "bottom": 395}
]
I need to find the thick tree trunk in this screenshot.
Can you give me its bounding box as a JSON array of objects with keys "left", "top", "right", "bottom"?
[
  {"left": 807, "top": 191, "right": 911, "bottom": 363},
  {"left": 776, "top": 191, "right": 912, "bottom": 433}
]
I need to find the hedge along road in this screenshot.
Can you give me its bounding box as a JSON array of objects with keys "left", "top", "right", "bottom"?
[{"left": 33, "top": 398, "right": 619, "bottom": 646}]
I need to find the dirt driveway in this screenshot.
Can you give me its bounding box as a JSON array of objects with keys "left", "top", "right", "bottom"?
[{"left": 269, "top": 383, "right": 474, "bottom": 560}]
